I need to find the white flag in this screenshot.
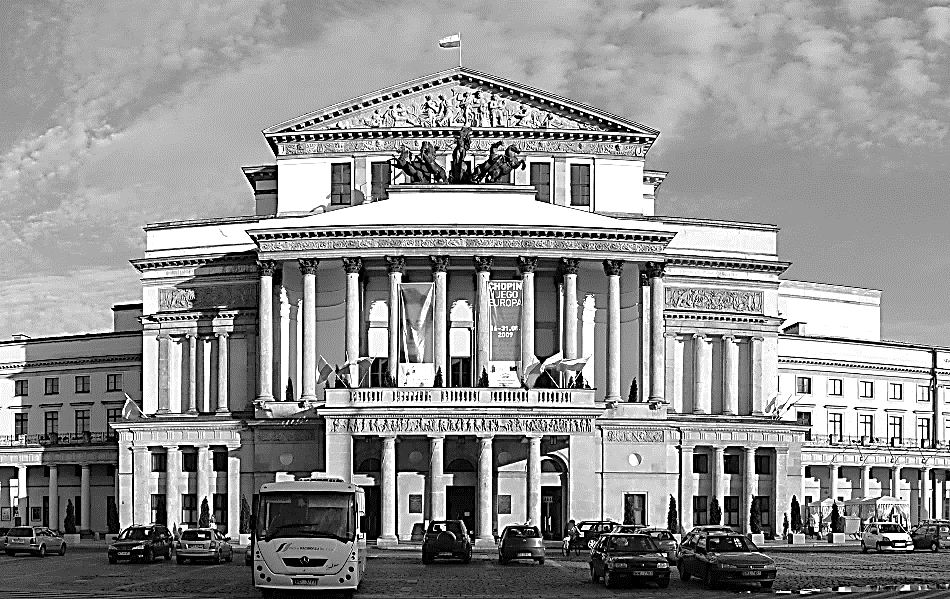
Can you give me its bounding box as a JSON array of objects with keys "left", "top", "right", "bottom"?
[
  {"left": 554, "top": 356, "right": 590, "bottom": 373},
  {"left": 121, "top": 394, "right": 145, "bottom": 420},
  {"left": 316, "top": 356, "right": 334, "bottom": 386},
  {"left": 439, "top": 34, "right": 461, "bottom": 48}
]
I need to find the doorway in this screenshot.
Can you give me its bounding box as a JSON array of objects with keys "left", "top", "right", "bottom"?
[
  {"left": 541, "top": 486, "right": 563, "bottom": 540},
  {"left": 361, "top": 486, "right": 381, "bottom": 540},
  {"left": 446, "top": 486, "right": 476, "bottom": 534}
]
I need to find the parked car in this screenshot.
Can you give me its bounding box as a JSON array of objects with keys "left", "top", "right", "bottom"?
[
  {"left": 4, "top": 526, "right": 66, "bottom": 557},
  {"left": 175, "top": 528, "right": 233, "bottom": 564},
  {"left": 588, "top": 533, "right": 670, "bottom": 589},
  {"left": 577, "top": 520, "right": 618, "bottom": 549},
  {"left": 637, "top": 527, "right": 679, "bottom": 561},
  {"left": 677, "top": 526, "right": 735, "bottom": 561},
  {"left": 910, "top": 522, "right": 950, "bottom": 552},
  {"left": 677, "top": 531, "right": 776, "bottom": 589},
  {"left": 861, "top": 521, "right": 914, "bottom": 552},
  {"left": 422, "top": 520, "right": 472, "bottom": 564},
  {"left": 498, "top": 525, "right": 545, "bottom": 565},
  {"left": 107, "top": 524, "right": 173, "bottom": 563}
]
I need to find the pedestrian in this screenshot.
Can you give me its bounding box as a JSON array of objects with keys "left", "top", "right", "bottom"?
[{"left": 809, "top": 512, "right": 819, "bottom": 539}]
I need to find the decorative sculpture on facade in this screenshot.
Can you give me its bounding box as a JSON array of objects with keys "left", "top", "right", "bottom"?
[
  {"left": 472, "top": 142, "right": 526, "bottom": 183},
  {"left": 393, "top": 127, "right": 524, "bottom": 185},
  {"left": 392, "top": 141, "right": 448, "bottom": 183}
]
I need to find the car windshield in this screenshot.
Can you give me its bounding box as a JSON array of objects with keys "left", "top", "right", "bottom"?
[
  {"left": 429, "top": 521, "right": 465, "bottom": 536},
  {"left": 505, "top": 527, "right": 540, "bottom": 538},
  {"left": 606, "top": 536, "right": 659, "bottom": 553},
  {"left": 647, "top": 530, "right": 674, "bottom": 541},
  {"left": 181, "top": 530, "right": 213, "bottom": 541},
  {"left": 878, "top": 524, "right": 905, "bottom": 534},
  {"left": 8, "top": 527, "right": 33, "bottom": 537},
  {"left": 708, "top": 536, "right": 752, "bottom": 552},
  {"left": 118, "top": 528, "right": 153, "bottom": 541},
  {"left": 257, "top": 492, "right": 356, "bottom": 542}
]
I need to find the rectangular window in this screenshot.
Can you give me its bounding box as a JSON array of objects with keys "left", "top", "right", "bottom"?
[
  {"left": 370, "top": 161, "right": 391, "bottom": 201},
  {"left": 754, "top": 455, "right": 772, "bottom": 475},
  {"left": 182, "top": 450, "right": 198, "bottom": 473},
  {"left": 44, "top": 377, "right": 59, "bottom": 395},
  {"left": 212, "top": 451, "right": 227, "bottom": 473},
  {"left": 622, "top": 493, "right": 647, "bottom": 526},
  {"left": 692, "top": 454, "right": 709, "bottom": 474},
  {"left": 14, "top": 380, "right": 28, "bottom": 396},
  {"left": 150, "top": 494, "right": 167, "bottom": 526},
  {"left": 888, "top": 415, "right": 903, "bottom": 442},
  {"left": 75, "top": 376, "right": 90, "bottom": 394},
  {"left": 723, "top": 454, "right": 740, "bottom": 475},
  {"left": 859, "top": 414, "right": 874, "bottom": 439},
  {"left": 796, "top": 376, "right": 812, "bottom": 394},
  {"left": 182, "top": 494, "right": 197, "bottom": 526},
  {"left": 530, "top": 162, "right": 551, "bottom": 203},
  {"left": 44, "top": 411, "right": 58, "bottom": 435},
  {"left": 918, "top": 418, "right": 931, "bottom": 441},
  {"left": 828, "top": 378, "right": 843, "bottom": 396},
  {"left": 106, "top": 373, "right": 122, "bottom": 392},
  {"left": 330, "top": 163, "right": 352, "bottom": 205},
  {"left": 450, "top": 357, "right": 472, "bottom": 388},
  {"left": 14, "top": 413, "right": 27, "bottom": 437},
  {"left": 829, "top": 413, "right": 843, "bottom": 441},
  {"left": 107, "top": 408, "right": 122, "bottom": 425},
  {"left": 918, "top": 385, "right": 932, "bottom": 403},
  {"left": 724, "top": 496, "right": 740, "bottom": 526},
  {"left": 569, "top": 164, "right": 591, "bottom": 207},
  {"left": 74, "top": 409, "right": 90, "bottom": 434},
  {"left": 796, "top": 411, "right": 812, "bottom": 427},
  {"left": 693, "top": 496, "right": 708, "bottom": 526},
  {"left": 369, "top": 357, "right": 389, "bottom": 388},
  {"left": 887, "top": 382, "right": 901, "bottom": 400},
  {"left": 804, "top": 466, "right": 812, "bottom": 478},
  {"left": 213, "top": 493, "right": 227, "bottom": 527},
  {"left": 757, "top": 495, "right": 772, "bottom": 526},
  {"left": 151, "top": 451, "right": 167, "bottom": 473}
]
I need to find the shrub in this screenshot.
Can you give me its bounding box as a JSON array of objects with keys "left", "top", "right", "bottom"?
[
  {"left": 830, "top": 502, "right": 842, "bottom": 534},
  {"left": 628, "top": 378, "right": 639, "bottom": 402},
  {"left": 667, "top": 495, "right": 678, "bottom": 533},
  {"left": 790, "top": 495, "right": 803, "bottom": 533},
  {"left": 477, "top": 368, "right": 489, "bottom": 388},
  {"left": 64, "top": 500, "right": 77, "bottom": 534},
  {"left": 749, "top": 496, "right": 762, "bottom": 535},
  {"left": 709, "top": 498, "right": 722, "bottom": 525},
  {"left": 433, "top": 367, "right": 443, "bottom": 388},
  {"left": 198, "top": 497, "right": 211, "bottom": 528}
]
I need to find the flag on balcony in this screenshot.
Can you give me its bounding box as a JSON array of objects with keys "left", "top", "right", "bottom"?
[
  {"left": 121, "top": 394, "right": 145, "bottom": 420},
  {"left": 520, "top": 354, "right": 541, "bottom": 387},
  {"left": 316, "top": 356, "right": 334, "bottom": 386},
  {"left": 553, "top": 356, "right": 590, "bottom": 373}
]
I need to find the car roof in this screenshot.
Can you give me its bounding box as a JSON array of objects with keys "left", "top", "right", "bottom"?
[{"left": 601, "top": 532, "right": 650, "bottom": 538}]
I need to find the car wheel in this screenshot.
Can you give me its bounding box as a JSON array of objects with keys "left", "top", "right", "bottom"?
[
  {"left": 225, "top": 549, "right": 233, "bottom": 563},
  {"left": 177, "top": 556, "right": 185, "bottom": 565},
  {"left": 59, "top": 543, "right": 66, "bottom": 556},
  {"left": 38, "top": 545, "right": 46, "bottom": 558},
  {"left": 145, "top": 548, "right": 153, "bottom": 563},
  {"left": 761, "top": 581, "right": 774, "bottom": 589},
  {"left": 214, "top": 551, "right": 221, "bottom": 565},
  {"left": 537, "top": 557, "right": 545, "bottom": 565},
  {"left": 164, "top": 547, "right": 171, "bottom": 560},
  {"left": 678, "top": 561, "right": 691, "bottom": 581},
  {"left": 590, "top": 565, "right": 600, "bottom": 583},
  {"left": 421, "top": 552, "right": 433, "bottom": 564},
  {"left": 499, "top": 556, "right": 509, "bottom": 565},
  {"left": 862, "top": 542, "right": 868, "bottom": 553},
  {"left": 703, "top": 567, "right": 717, "bottom": 589},
  {"left": 932, "top": 542, "right": 939, "bottom": 553},
  {"left": 876, "top": 542, "right": 882, "bottom": 552},
  {"left": 108, "top": 556, "right": 117, "bottom": 564},
  {"left": 461, "top": 548, "right": 472, "bottom": 564},
  {"left": 5, "top": 551, "right": 15, "bottom": 557},
  {"left": 657, "top": 578, "right": 670, "bottom": 589},
  {"left": 604, "top": 569, "right": 615, "bottom": 589}
]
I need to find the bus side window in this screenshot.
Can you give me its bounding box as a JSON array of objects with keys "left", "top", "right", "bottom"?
[{"left": 359, "top": 514, "right": 369, "bottom": 533}]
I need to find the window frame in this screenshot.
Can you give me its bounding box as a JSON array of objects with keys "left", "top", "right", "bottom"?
[
  {"left": 888, "top": 415, "right": 903, "bottom": 442},
  {"left": 886, "top": 382, "right": 902, "bottom": 400},
  {"left": 828, "top": 378, "right": 843, "bottom": 396},
  {"left": 151, "top": 451, "right": 167, "bottom": 473},
  {"left": 858, "top": 414, "right": 874, "bottom": 439},
  {"left": 14, "top": 380, "right": 28, "bottom": 396},
  {"left": 44, "top": 377, "right": 59, "bottom": 395},
  {"left": 795, "top": 376, "right": 812, "bottom": 395},
  {"left": 754, "top": 454, "right": 772, "bottom": 475},
  {"left": 181, "top": 450, "right": 198, "bottom": 473},
  {"left": 75, "top": 375, "right": 90, "bottom": 394},
  {"left": 724, "top": 496, "right": 740, "bottom": 526},
  {"left": 529, "top": 161, "right": 552, "bottom": 203},
  {"left": 44, "top": 411, "right": 58, "bottom": 435},
  {"left": 918, "top": 417, "right": 931, "bottom": 441},
  {"left": 106, "top": 373, "right": 123, "bottom": 393},
  {"left": 569, "top": 163, "right": 591, "bottom": 207},
  {"left": 181, "top": 494, "right": 198, "bottom": 526},
  {"left": 692, "top": 453, "right": 709, "bottom": 474},
  {"left": 212, "top": 451, "right": 227, "bottom": 473},
  {"left": 918, "top": 385, "right": 932, "bottom": 403},
  {"left": 369, "top": 160, "right": 391, "bottom": 202},
  {"left": 723, "top": 454, "right": 740, "bottom": 475},
  {"left": 330, "top": 162, "right": 353, "bottom": 206},
  {"left": 692, "top": 496, "right": 708, "bottom": 526},
  {"left": 213, "top": 493, "right": 227, "bottom": 527},
  {"left": 828, "top": 412, "right": 844, "bottom": 441},
  {"left": 74, "top": 409, "right": 90, "bottom": 434},
  {"left": 14, "top": 413, "right": 28, "bottom": 437},
  {"left": 106, "top": 407, "right": 122, "bottom": 425}
]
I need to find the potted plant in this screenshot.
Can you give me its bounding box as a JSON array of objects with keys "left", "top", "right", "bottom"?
[
  {"left": 63, "top": 500, "right": 81, "bottom": 545},
  {"left": 709, "top": 497, "right": 722, "bottom": 526},
  {"left": 827, "top": 502, "right": 845, "bottom": 543},
  {"left": 787, "top": 495, "right": 806, "bottom": 544},
  {"left": 667, "top": 495, "right": 681, "bottom": 542},
  {"left": 748, "top": 496, "right": 765, "bottom": 546},
  {"left": 239, "top": 495, "right": 252, "bottom": 546}
]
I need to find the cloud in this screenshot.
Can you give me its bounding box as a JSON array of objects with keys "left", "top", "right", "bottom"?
[{"left": 925, "top": 6, "right": 950, "bottom": 42}]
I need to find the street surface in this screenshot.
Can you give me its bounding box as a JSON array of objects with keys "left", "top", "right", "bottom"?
[{"left": 2, "top": 544, "right": 950, "bottom": 598}]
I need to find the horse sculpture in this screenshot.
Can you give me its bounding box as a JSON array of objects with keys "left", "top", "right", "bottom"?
[
  {"left": 474, "top": 144, "right": 525, "bottom": 183},
  {"left": 392, "top": 141, "right": 447, "bottom": 183}
]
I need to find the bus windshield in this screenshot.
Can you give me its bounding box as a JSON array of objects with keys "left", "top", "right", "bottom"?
[{"left": 256, "top": 492, "right": 356, "bottom": 542}]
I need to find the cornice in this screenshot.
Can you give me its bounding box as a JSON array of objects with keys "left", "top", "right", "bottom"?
[
  {"left": 0, "top": 354, "right": 141, "bottom": 373},
  {"left": 665, "top": 311, "right": 783, "bottom": 327},
  {"left": 667, "top": 255, "right": 790, "bottom": 275},
  {"left": 131, "top": 252, "right": 257, "bottom": 273},
  {"left": 779, "top": 357, "right": 932, "bottom": 376}
]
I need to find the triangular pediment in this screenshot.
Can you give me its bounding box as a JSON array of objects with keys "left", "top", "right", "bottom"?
[{"left": 264, "top": 68, "right": 659, "bottom": 139}]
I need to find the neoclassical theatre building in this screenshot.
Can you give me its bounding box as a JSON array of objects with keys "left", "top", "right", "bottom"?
[{"left": 3, "top": 68, "right": 948, "bottom": 541}]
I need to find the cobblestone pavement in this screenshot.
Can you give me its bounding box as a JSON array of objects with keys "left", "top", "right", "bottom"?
[{"left": 2, "top": 545, "right": 950, "bottom": 598}]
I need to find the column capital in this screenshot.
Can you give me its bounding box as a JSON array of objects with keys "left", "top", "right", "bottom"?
[
  {"left": 386, "top": 255, "right": 406, "bottom": 274},
  {"left": 712, "top": 445, "right": 726, "bottom": 453},
  {"left": 645, "top": 261, "right": 666, "bottom": 279},
  {"left": 692, "top": 333, "right": 708, "bottom": 341},
  {"left": 743, "top": 446, "right": 755, "bottom": 455},
  {"left": 722, "top": 334, "right": 737, "bottom": 343},
  {"left": 473, "top": 256, "right": 493, "bottom": 272},
  {"left": 639, "top": 271, "right": 649, "bottom": 287},
  {"left": 381, "top": 434, "right": 398, "bottom": 442},
  {"left": 559, "top": 257, "right": 580, "bottom": 275},
  {"left": 430, "top": 255, "right": 450, "bottom": 272},
  {"left": 517, "top": 256, "right": 539, "bottom": 274},
  {"left": 342, "top": 257, "right": 363, "bottom": 274},
  {"left": 257, "top": 260, "right": 279, "bottom": 277},
  {"left": 602, "top": 259, "right": 624, "bottom": 277},
  {"left": 185, "top": 332, "right": 198, "bottom": 341},
  {"left": 215, "top": 331, "right": 229, "bottom": 340},
  {"left": 477, "top": 434, "right": 495, "bottom": 441},
  {"left": 157, "top": 332, "right": 172, "bottom": 341},
  {"left": 298, "top": 258, "right": 320, "bottom": 275},
  {"left": 680, "top": 444, "right": 695, "bottom": 454}
]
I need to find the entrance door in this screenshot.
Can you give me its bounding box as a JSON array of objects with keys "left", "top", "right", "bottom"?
[
  {"left": 446, "top": 486, "right": 476, "bottom": 534},
  {"left": 542, "top": 486, "right": 563, "bottom": 540},
  {"left": 361, "top": 486, "right": 381, "bottom": 540}
]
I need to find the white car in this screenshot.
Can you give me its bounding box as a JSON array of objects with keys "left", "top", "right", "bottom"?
[{"left": 862, "top": 521, "right": 914, "bottom": 552}]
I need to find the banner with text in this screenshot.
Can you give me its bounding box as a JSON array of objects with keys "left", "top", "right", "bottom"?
[{"left": 489, "top": 281, "right": 522, "bottom": 387}]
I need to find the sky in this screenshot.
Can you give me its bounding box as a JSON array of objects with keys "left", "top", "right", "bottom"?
[{"left": 0, "top": 0, "right": 948, "bottom": 345}]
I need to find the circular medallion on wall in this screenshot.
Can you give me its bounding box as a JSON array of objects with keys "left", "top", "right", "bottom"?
[
  {"left": 497, "top": 451, "right": 511, "bottom": 465},
  {"left": 628, "top": 453, "right": 642, "bottom": 467},
  {"left": 279, "top": 453, "right": 294, "bottom": 466},
  {"left": 409, "top": 451, "right": 424, "bottom": 467}
]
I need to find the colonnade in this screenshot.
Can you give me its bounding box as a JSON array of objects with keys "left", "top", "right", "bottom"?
[
  {"left": 156, "top": 331, "right": 230, "bottom": 415},
  {"left": 7, "top": 462, "right": 109, "bottom": 532}
]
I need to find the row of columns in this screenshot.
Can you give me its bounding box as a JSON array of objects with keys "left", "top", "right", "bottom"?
[
  {"left": 10, "top": 464, "right": 95, "bottom": 531},
  {"left": 815, "top": 462, "right": 941, "bottom": 521},
  {"left": 376, "top": 434, "right": 544, "bottom": 546},
  {"left": 674, "top": 334, "right": 764, "bottom": 415},
  {"left": 256, "top": 256, "right": 666, "bottom": 399},
  {"left": 156, "top": 332, "right": 230, "bottom": 414}
]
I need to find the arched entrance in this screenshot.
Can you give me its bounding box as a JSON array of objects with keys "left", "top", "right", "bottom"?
[
  {"left": 445, "top": 457, "right": 476, "bottom": 533},
  {"left": 541, "top": 455, "right": 567, "bottom": 540}
]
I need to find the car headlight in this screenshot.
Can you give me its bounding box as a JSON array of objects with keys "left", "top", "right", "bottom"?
[
  {"left": 133, "top": 544, "right": 145, "bottom": 550},
  {"left": 108, "top": 545, "right": 116, "bottom": 551},
  {"left": 656, "top": 562, "right": 669, "bottom": 569}
]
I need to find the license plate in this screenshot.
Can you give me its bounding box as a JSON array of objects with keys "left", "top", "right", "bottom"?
[
  {"left": 118, "top": 552, "right": 130, "bottom": 556},
  {"left": 517, "top": 552, "right": 531, "bottom": 557},
  {"left": 292, "top": 578, "right": 320, "bottom": 586},
  {"left": 631, "top": 571, "right": 653, "bottom": 576},
  {"left": 188, "top": 544, "right": 202, "bottom": 549},
  {"left": 742, "top": 571, "right": 761, "bottom": 576},
  {"left": 893, "top": 543, "right": 905, "bottom": 547},
  {"left": 12, "top": 539, "right": 24, "bottom": 544}
]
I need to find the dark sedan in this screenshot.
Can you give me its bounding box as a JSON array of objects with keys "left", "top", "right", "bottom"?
[
  {"left": 498, "top": 525, "right": 545, "bottom": 565},
  {"left": 589, "top": 533, "right": 671, "bottom": 589},
  {"left": 677, "top": 532, "right": 776, "bottom": 589}
]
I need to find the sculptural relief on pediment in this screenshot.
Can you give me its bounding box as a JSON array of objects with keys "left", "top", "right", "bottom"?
[{"left": 307, "top": 85, "right": 605, "bottom": 132}]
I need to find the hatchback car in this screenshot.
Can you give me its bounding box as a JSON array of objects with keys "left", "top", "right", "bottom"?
[
  {"left": 861, "top": 521, "right": 914, "bottom": 552},
  {"left": 577, "top": 520, "right": 618, "bottom": 549},
  {"left": 677, "top": 532, "right": 776, "bottom": 589},
  {"left": 175, "top": 528, "right": 233, "bottom": 564},
  {"left": 589, "top": 533, "right": 670, "bottom": 589},
  {"left": 498, "top": 525, "right": 545, "bottom": 565},
  {"left": 637, "top": 527, "right": 679, "bottom": 561},
  {"left": 910, "top": 522, "right": 950, "bottom": 552},
  {"left": 422, "top": 520, "right": 472, "bottom": 564},
  {"left": 4, "top": 526, "right": 66, "bottom": 557},
  {"left": 107, "top": 524, "right": 173, "bottom": 563}
]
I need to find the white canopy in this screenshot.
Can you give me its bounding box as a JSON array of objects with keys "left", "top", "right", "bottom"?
[{"left": 841, "top": 496, "right": 910, "bottom": 523}]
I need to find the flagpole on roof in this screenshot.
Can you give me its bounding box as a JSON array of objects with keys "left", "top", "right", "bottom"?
[{"left": 458, "top": 32, "right": 462, "bottom": 68}]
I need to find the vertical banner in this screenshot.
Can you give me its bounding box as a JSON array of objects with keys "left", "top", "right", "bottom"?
[
  {"left": 489, "top": 281, "right": 522, "bottom": 387},
  {"left": 399, "top": 282, "right": 435, "bottom": 386}
]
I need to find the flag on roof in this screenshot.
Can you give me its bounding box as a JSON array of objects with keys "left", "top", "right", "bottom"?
[{"left": 439, "top": 33, "right": 461, "bottom": 48}]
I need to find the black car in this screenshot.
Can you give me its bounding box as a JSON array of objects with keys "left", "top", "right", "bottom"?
[
  {"left": 422, "top": 520, "right": 472, "bottom": 564},
  {"left": 107, "top": 524, "right": 173, "bottom": 563},
  {"left": 910, "top": 521, "right": 950, "bottom": 552},
  {"left": 589, "top": 533, "right": 671, "bottom": 589},
  {"left": 677, "top": 532, "right": 776, "bottom": 589}
]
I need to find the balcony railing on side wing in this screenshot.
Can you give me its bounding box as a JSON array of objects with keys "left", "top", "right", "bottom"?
[
  {"left": 804, "top": 434, "right": 943, "bottom": 450},
  {"left": 0, "top": 431, "right": 118, "bottom": 448},
  {"left": 339, "top": 388, "right": 590, "bottom": 406}
]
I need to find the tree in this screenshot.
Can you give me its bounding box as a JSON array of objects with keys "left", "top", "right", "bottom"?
[
  {"left": 240, "top": 495, "right": 252, "bottom": 535},
  {"left": 477, "top": 367, "right": 489, "bottom": 388},
  {"left": 107, "top": 499, "right": 120, "bottom": 534},
  {"left": 433, "top": 367, "right": 444, "bottom": 388},
  {"left": 790, "top": 495, "right": 803, "bottom": 533},
  {"left": 830, "top": 501, "right": 842, "bottom": 534},
  {"left": 199, "top": 497, "right": 211, "bottom": 528},
  {"left": 749, "top": 496, "right": 762, "bottom": 535},
  {"left": 285, "top": 378, "right": 295, "bottom": 402},
  {"left": 64, "top": 500, "right": 77, "bottom": 534},
  {"left": 667, "top": 495, "right": 678, "bottom": 534},
  {"left": 709, "top": 497, "right": 722, "bottom": 525},
  {"left": 628, "top": 378, "right": 638, "bottom": 402}
]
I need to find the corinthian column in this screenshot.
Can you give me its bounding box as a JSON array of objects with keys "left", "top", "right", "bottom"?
[
  {"left": 646, "top": 262, "right": 666, "bottom": 403},
  {"left": 299, "top": 259, "right": 319, "bottom": 401},
  {"left": 387, "top": 256, "right": 406, "bottom": 384},
  {"left": 343, "top": 257, "right": 363, "bottom": 384},
  {"left": 561, "top": 258, "right": 579, "bottom": 360},
  {"left": 526, "top": 435, "right": 542, "bottom": 528},
  {"left": 518, "top": 257, "right": 538, "bottom": 375},
  {"left": 604, "top": 260, "right": 623, "bottom": 401},
  {"left": 257, "top": 260, "right": 277, "bottom": 401},
  {"left": 215, "top": 332, "right": 229, "bottom": 413},
  {"left": 474, "top": 256, "right": 493, "bottom": 381},
  {"left": 278, "top": 286, "right": 290, "bottom": 400},
  {"left": 431, "top": 256, "right": 449, "bottom": 383},
  {"left": 476, "top": 435, "right": 495, "bottom": 546},
  {"left": 379, "top": 436, "right": 398, "bottom": 546},
  {"left": 186, "top": 333, "right": 198, "bottom": 414},
  {"left": 693, "top": 334, "right": 712, "bottom": 414}
]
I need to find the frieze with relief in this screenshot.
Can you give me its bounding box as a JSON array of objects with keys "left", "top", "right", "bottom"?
[
  {"left": 328, "top": 416, "right": 592, "bottom": 435},
  {"left": 278, "top": 138, "right": 646, "bottom": 158},
  {"left": 604, "top": 429, "right": 666, "bottom": 443},
  {"left": 259, "top": 237, "right": 665, "bottom": 255},
  {"left": 158, "top": 285, "right": 256, "bottom": 311},
  {"left": 665, "top": 287, "right": 764, "bottom": 314}
]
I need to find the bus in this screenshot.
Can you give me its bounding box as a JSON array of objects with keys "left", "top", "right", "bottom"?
[{"left": 251, "top": 476, "right": 366, "bottom": 597}]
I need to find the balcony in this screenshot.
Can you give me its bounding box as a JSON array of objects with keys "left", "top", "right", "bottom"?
[
  {"left": 0, "top": 431, "right": 118, "bottom": 448},
  {"left": 326, "top": 387, "right": 597, "bottom": 408}
]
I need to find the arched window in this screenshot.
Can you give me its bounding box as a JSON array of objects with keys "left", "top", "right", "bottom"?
[
  {"left": 355, "top": 457, "right": 381, "bottom": 473},
  {"left": 445, "top": 458, "right": 475, "bottom": 472}
]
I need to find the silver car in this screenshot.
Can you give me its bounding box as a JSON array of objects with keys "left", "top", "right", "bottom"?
[
  {"left": 4, "top": 526, "right": 66, "bottom": 557},
  {"left": 175, "top": 528, "right": 233, "bottom": 564}
]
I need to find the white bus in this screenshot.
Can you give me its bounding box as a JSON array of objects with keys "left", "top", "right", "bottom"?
[{"left": 251, "top": 476, "right": 366, "bottom": 597}]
